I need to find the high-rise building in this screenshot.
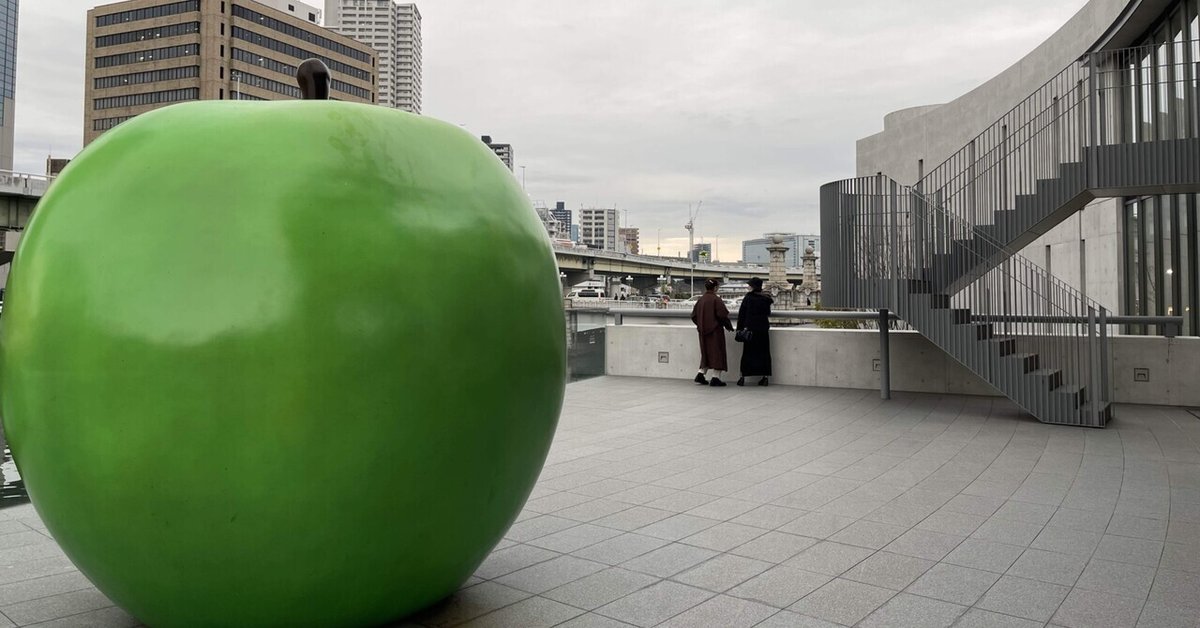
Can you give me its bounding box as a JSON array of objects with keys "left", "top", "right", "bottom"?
[
  {"left": 323, "top": 0, "right": 421, "bottom": 113},
  {"left": 618, "top": 227, "right": 639, "bottom": 255},
  {"left": 742, "top": 234, "right": 818, "bottom": 267},
  {"left": 481, "top": 135, "right": 512, "bottom": 170},
  {"left": 689, "top": 243, "right": 712, "bottom": 263},
  {"left": 0, "top": 1, "right": 16, "bottom": 171},
  {"left": 549, "top": 201, "right": 571, "bottom": 231},
  {"left": 83, "top": 0, "right": 377, "bottom": 146},
  {"left": 579, "top": 207, "right": 618, "bottom": 250}
]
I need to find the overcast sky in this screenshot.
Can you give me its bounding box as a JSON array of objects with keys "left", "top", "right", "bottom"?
[{"left": 16, "top": 0, "right": 1089, "bottom": 260}]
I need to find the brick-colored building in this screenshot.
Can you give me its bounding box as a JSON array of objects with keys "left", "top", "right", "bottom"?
[{"left": 84, "top": 0, "right": 377, "bottom": 145}]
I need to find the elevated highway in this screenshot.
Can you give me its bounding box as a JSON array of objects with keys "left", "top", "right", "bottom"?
[{"left": 553, "top": 245, "right": 807, "bottom": 291}]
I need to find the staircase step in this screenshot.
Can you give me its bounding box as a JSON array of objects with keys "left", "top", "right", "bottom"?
[
  {"left": 1028, "top": 368, "right": 1063, "bottom": 390},
  {"left": 1079, "top": 402, "right": 1112, "bottom": 426},
  {"left": 989, "top": 336, "right": 1017, "bottom": 356},
  {"left": 906, "top": 279, "right": 934, "bottom": 294},
  {"left": 1054, "top": 385, "right": 1087, "bottom": 408},
  {"left": 1006, "top": 352, "right": 1039, "bottom": 373},
  {"left": 949, "top": 308, "right": 971, "bottom": 324}
]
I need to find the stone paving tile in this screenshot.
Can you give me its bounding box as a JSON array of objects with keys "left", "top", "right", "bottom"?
[
  {"left": 593, "top": 580, "right": 713, "bottom": 628},
  {"left": 881, "top": 528, "right": 964, "bottom": 561},
  {"left": 671, "top": 554, "right": 772, "bottom": 592},
  {"left": 783, "top": 541, "right": 873, "bottom": 576},
  {"left": 527, "top": 524, "right": 623, "bottom": 554},
  {"left": 21, "top": 605, "right": 140, "bottom": 628},
  {"left": 777, "top": 512, "right": 856, "bottom": 539},
  {"left": 1107, "top": 514, "right": 1169, "bottom": 541},
  {"left": 953, "top": 608, "right": 1042, "bottom": 628},
  {"left": 1050, "top": 587, "right": 1144, "bottom": 628},
  {"left": 840, "top": 551, "right": 933, "bottom": 591},
  {"left": 679, "top": 522, "right": 766, "bottom": 552},
  {"left": 414, "top": 581, "right": 532, "bottom": 627},
  {"left": 730, "top": 505, "right": 807, "bottom": 530},
  {"left": 727, "top": 565, "right": 831, "bottom": 608},
  {"left": 857, "top": 592, "right": 966, "bottom": 628},
  {"left": 787, "top": 577, "right": 895, "bottom": 626},
  {"left": 827, "top": 520, "right": 908, "bottom": 550},
  {"left": 1148, "top": 569, "right": 1200, "bottom": 609},
  {"left": 494, "top": 555, "right": 606, "bottom": 594},
  {"left": 1074, "top": 558, "right": 1157, "bottom": 598},
  {"left": 1005, "top": 547, "right": 1087, "bottom": 586},
  {"left": 976, "top": 574, "right": 1071, "bottom": 622},
  {"left": 473, "top": 544, "right": 559, "bottom": 580},
  {"left": 620, "top": 543, "right": 718, "bottom": 578},
  {"left": 555, "top": 613, "right": 637, "bottom": 628},
  {"left": 915, "top": 510, "right": 986, "bottom": 536},
  {"left": 903, "top": 562, "right": 1000, "bottom": 605},
  {"left": 729, "top": 531, "right": 818, "bottom": 563},
  {"left": 752, "top": 609, "right": 842, "bottom": 627},
  {"left": 657, "top": 594, "right": 777, "bottom": 628},
  {"left": 1136, "top": 601, "right": 1200, "bottom": 627},
  {"left": 591, "top": 506, "right": 675, "bottom": 532},
  {"left": 634, "top": 514, "right": 721, "bottom": 541},
  {"left": 1029, "top": 524, "right": 1103, "bottom": 556},
  {"left": 459, "top": 595, "right": 583, "bottom": 628},
  {"left": 942, "top": 538, "right": 1025, "bottom": 573},
  {"left": 1158, "top": 541, "right": 1200, "bottom": 573},
  {"left": 1047, "top": 507, "right": 1112, "bottom": 533},
  {"left": 992, "top": 500, "right": 1057, "bottom": 525},
  {"left": 0, "top": 589, "right": 115, "bottom": 626},
  {"left": 541, "top": 567, "right": 658, "bottom": 611},
  {"left": 970, "top": 517, "right": 1044, "bottom": 547},
  {"left": 1093, "top": 534, "right": 1164, "bottom": 567}
]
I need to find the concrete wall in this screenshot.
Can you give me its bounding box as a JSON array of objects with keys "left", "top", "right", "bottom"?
[{"left": 606, "top": 324, "right": 1200, "bottom": 407}]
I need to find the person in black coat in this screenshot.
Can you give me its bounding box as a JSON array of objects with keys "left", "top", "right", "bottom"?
[{"left": 736, "top": 277, "right": 773, "bottom": 386}]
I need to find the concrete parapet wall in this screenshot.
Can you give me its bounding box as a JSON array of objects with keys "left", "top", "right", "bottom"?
[{"left": 606, "top": 325, "right": 1200, "bottom": 407}]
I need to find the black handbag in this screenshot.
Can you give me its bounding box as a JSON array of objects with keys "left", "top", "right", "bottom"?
[{"left": 735, "top": 328, "right": 753, "bottom": 343}]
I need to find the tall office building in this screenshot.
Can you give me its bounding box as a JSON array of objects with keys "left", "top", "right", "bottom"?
[
  {"left": 549, "top": 201, "right": 571, "bottom": 232},
  {"left": 0, "top": 1, "right": 16, "bottom": 171},
  {"left": 618, "top": 227, "right": 639, "bottom": 255},
  {"left": 84, "top": 0, "right": 377, "bottom": 146},
  {"left": 481, "top": 135, "right": 512, "bottom": 170},
  {"left": 579, "top": 207, "right": 618, "bottom": 250},
  {"left": 323, "top": 0, "right": 421, "bottom": 113}
]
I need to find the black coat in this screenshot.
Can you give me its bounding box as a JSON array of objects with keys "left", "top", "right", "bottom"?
[{"left": 736, "top": 291, "right": 773, "bottom": 376}]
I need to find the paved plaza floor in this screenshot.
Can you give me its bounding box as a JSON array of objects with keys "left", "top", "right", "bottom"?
[{"left": 0, "top": 376, "right": 1198, "bottom": 627}]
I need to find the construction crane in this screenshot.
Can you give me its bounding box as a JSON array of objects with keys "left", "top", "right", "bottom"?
[{"left": 684, "top": 201, "right": 703, "bottom": 261}]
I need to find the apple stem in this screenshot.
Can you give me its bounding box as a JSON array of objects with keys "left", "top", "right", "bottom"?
[{"left": 297, "top": 59, "right": 331, "bottom": 101}]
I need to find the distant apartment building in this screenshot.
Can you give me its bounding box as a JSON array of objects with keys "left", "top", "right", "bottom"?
[
  {"left": 742, "top": 234, "right": 819, "bottom": 267},
  {"left": 689, "top": 243, "right": 711, "bottom": 263},
  {"left": 579, "top": 207, "right": 618, "bottom": 250},
  {"left": 549, "top": 201, "right": 570, "bottom": 230},
  {"left": 0, "top": 1, "right": 16, "bottom": 171},
  {"left": 323, "top": 0, "right": 420, "bottom": 113},
  {"left": 618, "top": 227, "right": 639, "bottom": 255},
  {"left": 481, "top": 135, "right": 512, "bottom": 170},
  {"left": 84, "top": 0, "right": 377, "bottom": 146}
]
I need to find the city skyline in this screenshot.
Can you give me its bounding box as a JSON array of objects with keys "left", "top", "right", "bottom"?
[{"left": 15, "top": 0, "right": 1088, "bottom": 254}]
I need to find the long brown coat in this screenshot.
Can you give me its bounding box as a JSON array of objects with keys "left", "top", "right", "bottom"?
[{"left": 691, "top": 292, "right": 733, "bottom": 371}]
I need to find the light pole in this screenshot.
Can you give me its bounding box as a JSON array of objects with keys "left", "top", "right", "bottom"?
[{"left": 519, "top": 165, "right": 526, "bottom": 191}]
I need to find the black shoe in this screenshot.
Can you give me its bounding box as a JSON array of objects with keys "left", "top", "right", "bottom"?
[
  {"left": 710, "top": 378, "right": 727, "bottom": 387},
  {"left": 736, "top": 377, "right": 745, "bottom": 386},
  {"left": 759, "top": 377, "right": 769, "bottom": 387},
  {"left": 694, "top": 373, "right": 708, "bottom": 385}
]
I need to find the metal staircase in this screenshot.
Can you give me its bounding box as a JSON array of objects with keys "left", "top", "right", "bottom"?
[{"left": 821, "top": 40, "right": 1200, "bottom": 427}]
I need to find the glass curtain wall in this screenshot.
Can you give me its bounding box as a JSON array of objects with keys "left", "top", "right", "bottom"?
[{"left": 1121, "top": 0, "right": 1200, "bottom": 335}]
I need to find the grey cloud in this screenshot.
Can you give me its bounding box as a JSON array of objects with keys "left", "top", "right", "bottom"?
[{"left": 17, "top": 0, "right": 1088, "bottom": 254}]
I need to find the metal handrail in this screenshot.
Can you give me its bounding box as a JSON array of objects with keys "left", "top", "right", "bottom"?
[{"left": 609, "top": 309, "right": 898, "bottom": 324}]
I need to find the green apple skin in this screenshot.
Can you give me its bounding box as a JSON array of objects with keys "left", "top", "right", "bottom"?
[{"left": 0, "top": 101, "right": 565, "bottom": 627}]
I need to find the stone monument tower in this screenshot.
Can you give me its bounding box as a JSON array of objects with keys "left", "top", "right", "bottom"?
[
  {"left": 763, "top": 233, "right": 795, "bottom": 309},
  {"left": 800, "top": 240, "right": 821, "bottom": 307}
]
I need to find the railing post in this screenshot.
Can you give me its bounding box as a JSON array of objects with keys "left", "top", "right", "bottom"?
[
  {"left": 879, "top": 309, "right": 891, "bottom": 400},
  {"left": 1087, "top": 306, "right": 1099, "bottom": 426},
  {"left": 1099, "top": 306, "right": 1110, "bottom": 422},
  {"left": 1087, "top": 52, "right": 1099, "bottom": 187}
]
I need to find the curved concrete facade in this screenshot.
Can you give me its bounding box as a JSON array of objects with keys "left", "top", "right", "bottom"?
[{"left": 855, "top": 0, "right": 1140, "bottom": 314}]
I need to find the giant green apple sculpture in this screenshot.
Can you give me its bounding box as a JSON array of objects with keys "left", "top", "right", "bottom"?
[{"left": 0, "top": 63, "right": 565, "bottom": 627}]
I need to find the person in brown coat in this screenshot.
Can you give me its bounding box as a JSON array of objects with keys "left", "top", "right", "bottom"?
[{"left": 690, "top": 278, "right": 734, "bottom": 387}]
